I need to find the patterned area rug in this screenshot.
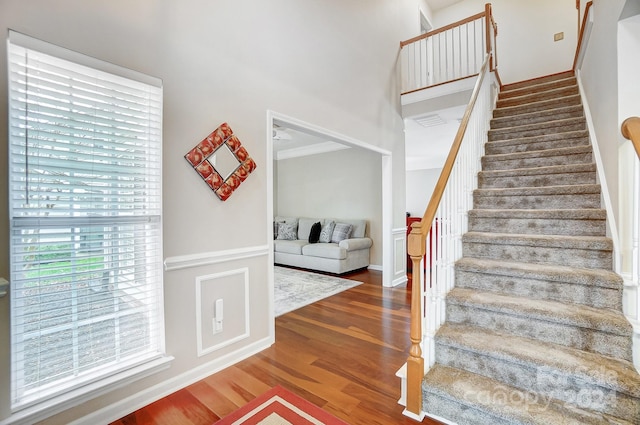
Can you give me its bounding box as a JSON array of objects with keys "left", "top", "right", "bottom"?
[
  {"left": 216, "top": 386, "right": 349, "bottom": 424},
  {"left": 274, "top": 266, "right": 362, "bottom": 317}
]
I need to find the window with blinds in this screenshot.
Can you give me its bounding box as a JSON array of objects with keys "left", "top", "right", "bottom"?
[{"left": 7, "top": 32, "right": 165, "bottom": 411}]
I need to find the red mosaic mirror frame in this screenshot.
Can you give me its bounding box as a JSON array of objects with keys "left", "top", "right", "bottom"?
[{"left": 184, "top": 122, "right": 257, "bottom": 201}]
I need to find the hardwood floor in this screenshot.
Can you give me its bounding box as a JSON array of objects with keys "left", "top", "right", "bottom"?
[{"left": 111, "top": 269, "right": 440, "bottom": 425}]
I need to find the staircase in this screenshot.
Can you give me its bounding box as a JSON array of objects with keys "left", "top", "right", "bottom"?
[{"left": 421, "top": 71, "right": 640, "bottom": 424}]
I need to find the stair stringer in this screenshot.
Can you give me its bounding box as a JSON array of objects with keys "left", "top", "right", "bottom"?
[{"left": 577, "top": 70, "right": 640, "bottom": 372}]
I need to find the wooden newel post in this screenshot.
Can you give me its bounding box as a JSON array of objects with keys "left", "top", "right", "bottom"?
[
  {"left": 406, "top": 221, "right": 425, "bottom": 415},
  {"left": 622, "top": 117, "right": 640, "bottom": 159},
  {"left": 485, "top": 3, "right": 493, "bottom": 71}
]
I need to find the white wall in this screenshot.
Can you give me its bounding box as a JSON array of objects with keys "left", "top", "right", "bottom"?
[
  {"left": 406, "top": 168, "right": 442, "bottom": 218},
  {"left": 275, "top": 149, "right": 383, "bottom": 266},
  {"left": 0, "top": 0, "right": 423, "bottom": 423},
  {"left": 431, "top": 0, "right": 578, "bottom": 84}
]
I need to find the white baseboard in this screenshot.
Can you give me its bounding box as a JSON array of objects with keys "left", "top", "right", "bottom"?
[
  {"left": 368, "top": 264, "right": 383, "bottom": 271},
  {"left": 68, "top": 336, "right": 274, "bottom": 425}
]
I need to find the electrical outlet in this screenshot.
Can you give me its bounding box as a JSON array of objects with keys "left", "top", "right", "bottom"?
[
  {"left": 554, "top": 32, "right": 564, "bottom": 42},
  {"left": 213, "top": 298, "right": 223, "bottom": 334}
]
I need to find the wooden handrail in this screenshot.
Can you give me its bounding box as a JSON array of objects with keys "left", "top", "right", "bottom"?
[
  {"left": 622, "top": 117, "right": 640, "bottom": 159},
  {"left": 418, "top": 55, "right": 491, "bottom": 237},
  {"left": 405, "top": 54, "right": 491, "bottom": 416},
  {"left": 573, "top": 0, "right": 593, "bottom": 70},
  {"left": 400, "top": 11, "right": 485, "bottom": 47}
]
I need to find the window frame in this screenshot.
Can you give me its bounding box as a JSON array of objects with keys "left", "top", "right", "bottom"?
[{"left": 6, "top": 30, "right": 172, "bottom": 422}]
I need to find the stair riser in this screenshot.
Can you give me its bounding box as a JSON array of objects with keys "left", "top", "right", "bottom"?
[
  {"left": 485, "top": 136, "right": 590, "bottom": 155},
  {"left": 493, "top": 95, "right": 582, "bottom": 119},
  {"left": 478, "top": 171, "right": 596, "bottom": 189},
  {"left": 488, "top": 121, "right": 586, "bottom": 142},
  {"left": 462, "top": 242, "right": 612, "bottom": 269},
  {"left": 474, "top": 193, "right": 601, "bottom": 210},
  {"left": 496, "top": 86, "right": 580, "bottom": 108},
  {"left": 482, "top": 152, "right": 592, "bottom": 171},
  {"left": 446, "top": 304, "right": 632, "bottom": 360},
  {"left": 490, "top": 108, "right": 583, "bottom": 130},
  {"left": 501, "top": 71, "right": 575, "bottom": 92},
  {"left": 422, "top": 392, "right": 512, "bottom": 425},
  {"left": 499, "top": 78, "right": 578, "bottom": 100},
  {"left": 435, "top": 344, "right": 640, "bottom": 422},
  {"left": 468, "top": 217, "right": 605, "bottom": 236},
  {"left": 455, "top": 269, "right": 623, "bottom": 310}
]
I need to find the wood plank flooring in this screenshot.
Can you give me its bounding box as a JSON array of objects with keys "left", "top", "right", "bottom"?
[{"left": 111, "top": 269, "right": 441, "bottom": 425}]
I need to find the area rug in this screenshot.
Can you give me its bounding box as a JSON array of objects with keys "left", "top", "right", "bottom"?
[
  {"left": 216, "top": 386, "right": 349, "bottom": 424},
  {"left": 274, "top": 266, "right": 362, "bottom": 317}
]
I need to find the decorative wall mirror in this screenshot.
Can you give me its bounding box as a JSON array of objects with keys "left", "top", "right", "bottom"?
[{"left": 185, "top": 122, "right": 257, "bottom": 201}]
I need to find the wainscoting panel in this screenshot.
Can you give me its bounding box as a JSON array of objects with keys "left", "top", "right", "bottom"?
[
  {"left": 195, "top": 268, "right": 250, "bottom": 357},
  {"left": 392, "top": 227, "right": 408, "bottom": 286}
]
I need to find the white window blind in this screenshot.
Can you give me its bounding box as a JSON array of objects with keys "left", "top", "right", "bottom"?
[{"left": 8, "top": 32, "right": 165, "bottom": 411}]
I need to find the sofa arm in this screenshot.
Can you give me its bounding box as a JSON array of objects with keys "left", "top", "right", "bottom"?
[{"left": 339, "top": 237, "right": 372, "bottom": 251}]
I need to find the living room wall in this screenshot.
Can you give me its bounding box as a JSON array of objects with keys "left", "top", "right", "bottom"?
[
  {"left": 275, "top": 148, "right": 383, "bottom": 267},
  {"left": 0, "top": 0, "right": 422, "bottom": 423}
]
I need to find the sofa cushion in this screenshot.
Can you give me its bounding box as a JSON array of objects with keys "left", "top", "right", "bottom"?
[
  {"left": 326, "top": 218, "right": 366, "bottom": 238},
  {"left": 308, "top": 221, "right": 322, "bottom": 243},
  {"left": 274, "top": 239, "right": 308, "bottom": 255},
  {"left": 297, "top": 217, "right": 321, "bottom": 240},
  {"left": 318, "top": 220, "right": 335, "bottom": 243},
  {"left": 302, "top": 242, "right": 347, "bottom": 260},
  {"left": 330, "top": 223, "right": 353, "bottom": 243},
  {"left": 276, "top": 222, "right": 298, "bottom": 240}
]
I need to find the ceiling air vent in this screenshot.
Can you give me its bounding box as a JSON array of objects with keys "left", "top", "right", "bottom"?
[{"left": 415, "top": 113, "right": 446, "bottom": 128}]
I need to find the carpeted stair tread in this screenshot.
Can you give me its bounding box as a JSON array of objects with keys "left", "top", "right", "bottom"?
[
  {"left": 447, "top": 287, "right": 632, "bottom": 337},
  {"left": 482, "top": 147, "right": 592, "bottom": 171},
  {"left": 478, "top": 163, "right": 596, "bottom": 188},
  {"left": 501, "top": 71, "right": 575, "bottom": 92},
  {"left": 484, "top": 130, "right": 589, "bottom": 154},
  {"left": 488, "top": 117, "right": 586, "bottom": 142},
  {"left": 462, "top": 232, "right": 612, "bottom": 269},
  {"left": 473, "top": 184, "right": 602, "bottom": 211},
  {"left": 498, "top": 77, "right": 578, "bottom": 100},
  {"left": 456, "top": 257, "right": 623, "bottom": 289},
  {"left": 436, "top": 323, "right": 640, "bottom": 398},
  {"left": 475, "top": 183, "right": 601, "bottom": 198},
  {"left": 483, "top": 144, "right": 592, "bottom": 162},
  {"left": 463, "top": 232, "right": 612, "bottom": 251},
  {"left": 496, "top": 85, "right": 580, "bottom": 109},
  {"left": 455, "top": 257, "right": 623, "bottom": 309},
  {"left": 468, "top": 208, "right": 606, "bottom": 236},
  {"left": 480, "top": 163, "right": 596, "bottom": 179},
  {"left": 490, "top": 104, "right": 583, "bottom": 129},
  {"left": 423, "top": 365, "right": 636, "bottom": 425},
  {"left": 493, "top": 94, "right": 582, "bottom": 119}
]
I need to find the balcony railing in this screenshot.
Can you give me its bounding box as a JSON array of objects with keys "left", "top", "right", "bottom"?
[{"left": 400, "top": 3, "right": 498, "bottom": 95}]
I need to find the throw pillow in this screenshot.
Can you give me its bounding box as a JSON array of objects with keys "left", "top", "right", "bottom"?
[
  {"left": 308, "top": 221, "right": 322, "bottom": 244},
  {"left": 318, "top": 220, "right": 335, "bottom": 243},
  {"left": 331, "top": 223, "right": 353, "bottom": 243},
  {"left": 276, "top": 222, "right": 298, "bottom": 240}
]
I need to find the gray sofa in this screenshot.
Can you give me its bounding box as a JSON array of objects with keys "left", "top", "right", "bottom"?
[{"left": 274, "top": 216, "right": 372, "bottom": 274}]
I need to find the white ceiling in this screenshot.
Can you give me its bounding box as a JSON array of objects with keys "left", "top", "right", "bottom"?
[{"left": 427, "top": 0, "right": 465, "bottom": 12}]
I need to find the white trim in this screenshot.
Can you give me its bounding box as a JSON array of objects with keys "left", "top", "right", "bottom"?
[
  {"left": 1, "top": 356, "right": 174, "bottom": 425},
  {"left": 195, "top": 268, "right": 251, "bottom": 357},
  {"left": 368, "top": 264, "right": 383, "bottom": 271},
  {"left": 392, "top": 227, "right": 408, "bottom": 287},
  {"left": 576, "top": 71, "right": 622, "bottom": 273},
  {"left": 164, "top": 245, "right": 269, "bottom": 272},
  {"left": 401, "top": 75, "right": 477, "bottom": 106},
  {"left": 63, "top": 337, "right": 273, "bottom": 425},
  {"left": 382, "top": 155, "right": 394, "bottom": 287},
  {"left": 275, "top": 141, "right": 350, "bottom": 161}
]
